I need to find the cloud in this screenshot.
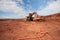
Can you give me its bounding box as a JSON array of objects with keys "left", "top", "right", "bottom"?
[
  {"left": 0, "top": 0, "right": 26, "bottom": 18},
  {"left": 17, "top": 0, "right": 24, "bottom": 4},
  {"left": 37, "top": 0, "right": 60, "bottom": 16},
  {"left": 14, "top": 0, "right": 24, "bottom": 5}
]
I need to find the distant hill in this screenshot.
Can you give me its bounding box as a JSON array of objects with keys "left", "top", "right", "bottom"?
[
  {"left": 0, "top": 13, "right": 60, "bottom": 21},
  {"left": 33, "top": 13, "right": 60, "bottom": 21},
  {"left": 43, "top": 13, "right": 60, "bottom": 20}
]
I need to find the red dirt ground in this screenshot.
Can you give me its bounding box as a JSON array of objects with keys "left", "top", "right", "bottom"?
[{"left": 0, "top": 13, "right": 60, "bottom": 40}]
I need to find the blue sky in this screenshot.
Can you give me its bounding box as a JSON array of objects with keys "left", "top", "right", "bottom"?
[{"left": 0, "top": 0, "right": 60, "bottom": 19}]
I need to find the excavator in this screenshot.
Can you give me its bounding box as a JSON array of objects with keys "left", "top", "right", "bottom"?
[{"left": 26, "top": 12, "right": 42, "bottom": 21}]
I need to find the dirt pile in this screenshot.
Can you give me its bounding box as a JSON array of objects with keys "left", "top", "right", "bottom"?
[
  {"left": 0, "top": 13, "right": 60, "bottom": 40},
  {"left": 33, "top": 13, "right": 60, "bottom": 21}
]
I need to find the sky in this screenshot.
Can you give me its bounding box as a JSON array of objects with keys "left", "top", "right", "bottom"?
[{"left": 0, "top": 0, "right": 60, "bottom": 19}]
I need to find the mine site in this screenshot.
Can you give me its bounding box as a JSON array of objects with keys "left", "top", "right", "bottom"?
[
  {"left": 0, "top": 0, "right": 60, "bottom": 40},
  {"left": 0, "top": 12, "right": 60, "bottom": 40}
]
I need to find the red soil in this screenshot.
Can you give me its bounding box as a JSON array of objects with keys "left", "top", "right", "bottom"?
[{"left": 0, "top": 13, "right": 60, "bottom": 40}]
